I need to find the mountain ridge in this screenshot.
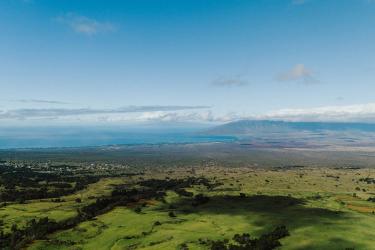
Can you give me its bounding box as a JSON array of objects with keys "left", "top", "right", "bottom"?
[{"left": 206, "top": 120, "right": 375, "bottom": 135}]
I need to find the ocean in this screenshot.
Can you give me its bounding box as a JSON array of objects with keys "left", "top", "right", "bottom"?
[{"left": 0, "top": 125, "right": 236, "bottom": 149}]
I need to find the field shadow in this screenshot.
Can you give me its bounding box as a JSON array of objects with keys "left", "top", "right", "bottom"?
[
  {"left": 158, "top": 194, "right": 362, "bottom": 249},
  {"left": 165, "top": 194, "right": 340, "bottom": 219}
]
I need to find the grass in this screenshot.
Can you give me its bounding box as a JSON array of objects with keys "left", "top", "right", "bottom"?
[
  {"left": 30, "top": 192, "right": 375, "bottom": 250},
  {"left": 3, "top": 167, "right": 375, "bottom": 249},
  {"left": 0, "top": 177, "right": 125, "bottom": 232}
]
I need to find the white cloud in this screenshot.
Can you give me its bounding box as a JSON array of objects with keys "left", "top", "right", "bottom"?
[
  {"left": 56, "top": 13, "right": 116, "bottom": 35},
  {"left": 142, "top": 103, "right": 375, "bottom": 124},
  {"left": 276, "top": 64, "right": 317, "bottom": 83},
  {"left": 261, "top": 103, "right": 375, "bottom": 122},
  {"left": 0, "top": 105, "right": 210, "bottom": 121},
  {"left": 120, "top": 111, "right": 244, "bottom": 123},
  {"left": 4, "top": 103, "right": 375, "bottom": 124}
]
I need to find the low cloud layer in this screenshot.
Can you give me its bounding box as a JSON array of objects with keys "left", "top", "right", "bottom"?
[
  {"left": 93, "top": 103, "right": 375, "bottom": 123},
  {"left": 144, "top": 103, "right": 375, "bottom": 123},
  {"left": 56, "top": 13, "right": 116, "bottom": 35},
  {"left": 3, "top": 103, "right": 375, "bottom": 124},
  {"left": 262, "top": 103, "right": 375, "bottom": 122},
  {"left": 0, "top": 105, "right": 209, "bottom": 120}
]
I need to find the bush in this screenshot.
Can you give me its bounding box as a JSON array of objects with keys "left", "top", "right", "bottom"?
[
  {"left": 192, "top": 194, "right": 210, "bottom": 206},
  {"left": 207, "top": 225, "right": 290, "bottom": 250},
  {"left": 154, "top": 221, "right": 161, "bottom": 226},
  {"left": 134, "top": 207, "right": 142, "bottom": 213}
]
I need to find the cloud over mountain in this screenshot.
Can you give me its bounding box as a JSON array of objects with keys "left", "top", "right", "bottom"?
[{"left": 261, "top": 103, "right": 375, "bottom": 122}]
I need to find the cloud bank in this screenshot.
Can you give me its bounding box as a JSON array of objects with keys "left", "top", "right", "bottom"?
[
  {"left": 3, "top": 103, "right": 375, "bottom": 124},
  {"left": 88, "top": 103, "right": 375, "bottom": 123},
  {"left": 0, "top": 105, "right": 210, "bottom": 121},
  {"left": 261, "top": 103, "right": 375, "bottom": 122},
  {"left": 142, "top": 103, "right": 375, "bottom": 123}
]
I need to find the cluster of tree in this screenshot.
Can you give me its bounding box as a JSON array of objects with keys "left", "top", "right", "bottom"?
[
  {"left": 207, "top": 225, "right": 290, "bottom": 250},
  {"left": 0, "top": 164, "right": 100, "bottom": 202},
  {"left": 0, "top": 188, "right": 74, "bottom": 204},
  {"left": 138, "top": 176, "right": 218, "bottom": 191},
  {"left": 175, "top": 188, "right": 194, "bottom": 197},
  {"left": 0, "top": 217, "right": 60, "bottom": 249},
  {"left": 359, "top": 177, "right": 375, "bottom": 184},
  {"left": 0, "top": 164, "right": 78, "bottom": 188}
]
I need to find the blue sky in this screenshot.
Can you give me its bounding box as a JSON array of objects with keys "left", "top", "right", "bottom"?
[{"left": 1, "top": 0, "right": 375, "bottom": 124}]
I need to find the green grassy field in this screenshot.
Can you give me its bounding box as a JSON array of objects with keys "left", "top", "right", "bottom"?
[
  {"left": 0, "top": 177, "right": 125, "bottom": 233},
  {"left": 3, "top": 167, "right": 371, "bottom": 250}
]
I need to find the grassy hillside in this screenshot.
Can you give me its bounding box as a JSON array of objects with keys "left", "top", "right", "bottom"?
[{"left": 1, "top": 166, "right": 374, "bottom": 249}]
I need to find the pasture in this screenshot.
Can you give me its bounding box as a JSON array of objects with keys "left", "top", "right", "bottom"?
[{"left": 6, "top": 167, "right": 373, "bottom": 250}]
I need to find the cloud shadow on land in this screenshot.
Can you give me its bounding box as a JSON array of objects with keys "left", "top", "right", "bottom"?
[{"left": 160, "top": 194, "right": 362, "bottom": 249}]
